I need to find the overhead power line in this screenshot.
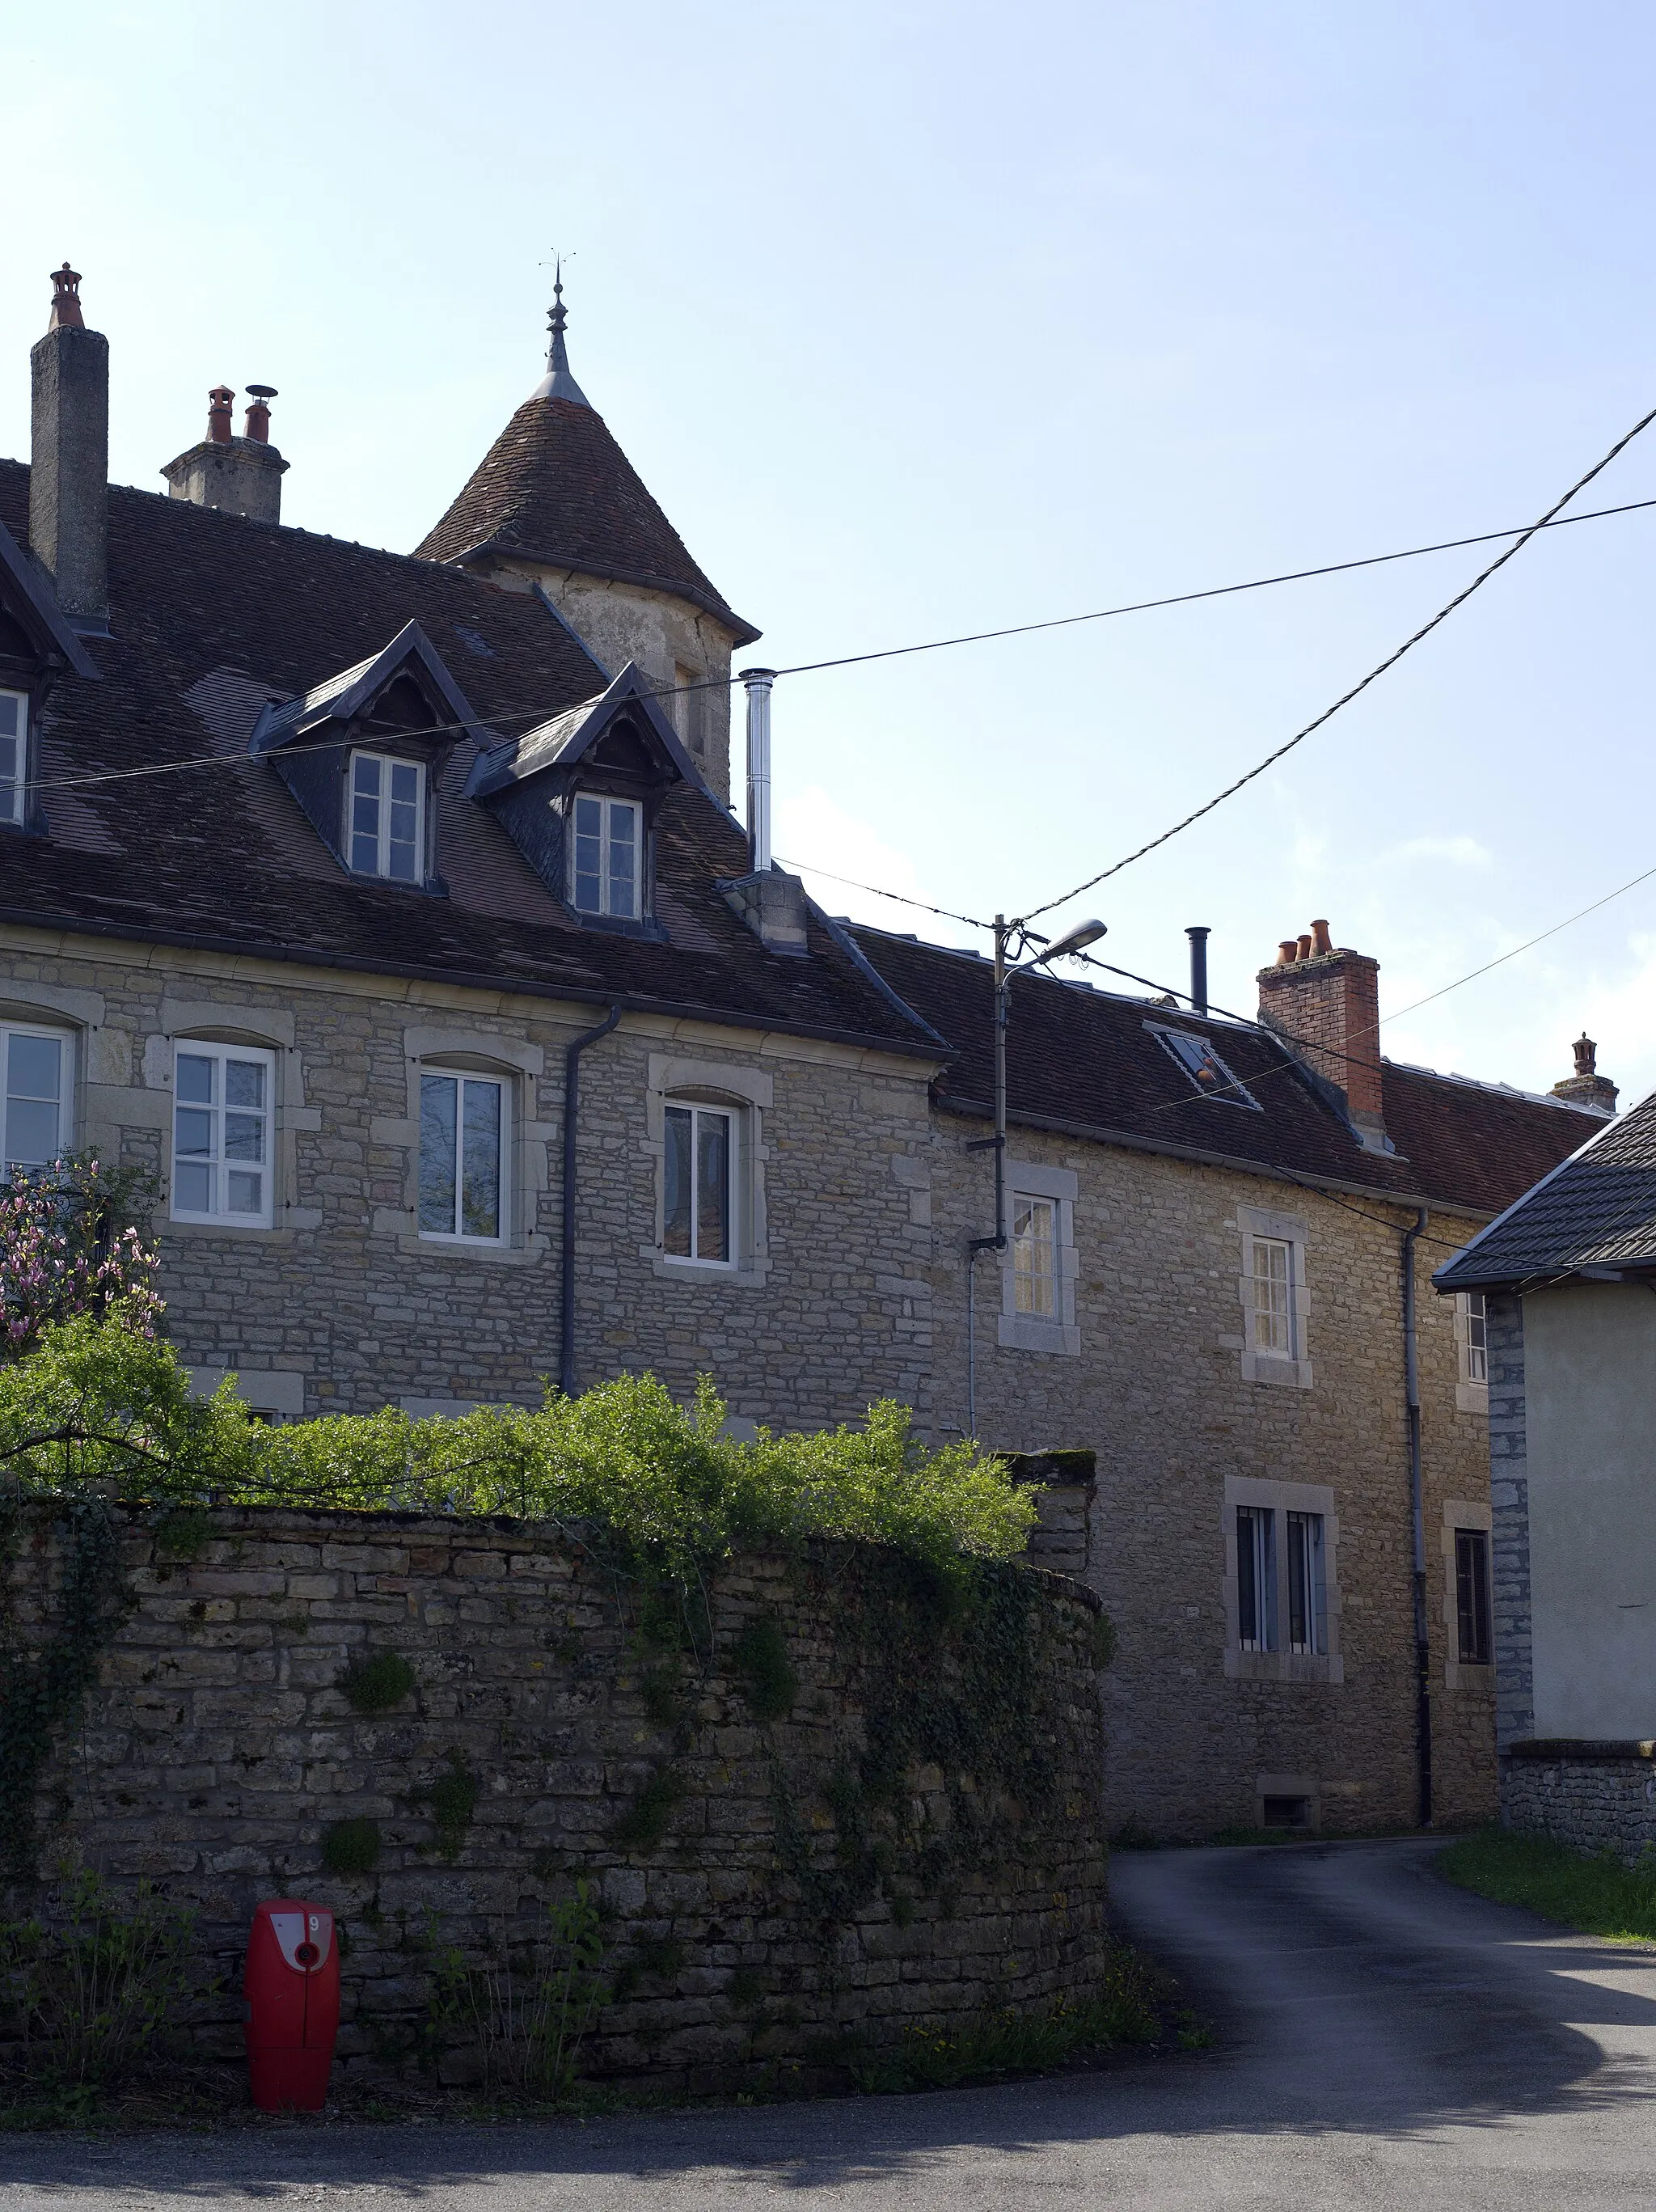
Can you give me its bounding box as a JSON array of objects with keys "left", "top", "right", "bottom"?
[{"left": 1021, "top": 400, "right": 1656, "bottom": 922}]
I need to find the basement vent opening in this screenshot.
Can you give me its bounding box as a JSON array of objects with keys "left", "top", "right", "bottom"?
[{"left": 1261, "top": 1794, "right": 1312, "bottom": 1830}]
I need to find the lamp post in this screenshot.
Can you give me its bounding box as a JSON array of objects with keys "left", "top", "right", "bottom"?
[{"left": 965, "top": 912, "right": 1107, "bottom": 1436}]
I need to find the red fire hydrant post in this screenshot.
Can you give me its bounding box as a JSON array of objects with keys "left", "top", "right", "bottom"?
[{"left": 244, "top": 1899, "right": 340, "bottom": 2112}]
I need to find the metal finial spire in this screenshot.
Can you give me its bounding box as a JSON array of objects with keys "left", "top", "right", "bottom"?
[{"left": 531, "top": 256, "right": 590, "bottom": 406}]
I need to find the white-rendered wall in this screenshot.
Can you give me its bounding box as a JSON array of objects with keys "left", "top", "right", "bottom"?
[{"left": 1527, "top": 1282, "right": 1656, "bottom": 1739}]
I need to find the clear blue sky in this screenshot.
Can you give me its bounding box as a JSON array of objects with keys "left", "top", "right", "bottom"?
[{"left": 6, "top": 2, "right": 1656, "bottom": 1109}]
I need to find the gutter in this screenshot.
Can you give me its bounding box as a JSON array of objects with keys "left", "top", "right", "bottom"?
[
  {"left": 0, "top": 907, "right": 945, "bottom": 1065},
  {"left": 559, "top": 1005, "right": 620, "bottom": 1398}
]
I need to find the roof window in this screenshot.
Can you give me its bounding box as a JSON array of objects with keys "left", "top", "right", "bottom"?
[{"left": 1148, "top": 1022, "right": 1262, "bottom": 1110}]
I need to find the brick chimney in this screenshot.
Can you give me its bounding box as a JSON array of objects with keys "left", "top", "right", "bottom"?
[
  {"left": 1257, "top": 919, "right": 1388, "bottom": 1150},
  {"left": 29, "top": 264, "right": 109, "bottom": 630},
  {"left": 1551, "top": 1033, "right": 1618, "bottom": 1116},
  {"left": 160, "top": 384, "right": 288, "bottom": 523}
]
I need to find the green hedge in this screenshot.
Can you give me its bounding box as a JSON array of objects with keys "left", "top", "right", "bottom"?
[{"left": 0, "top": 1313, "right": 1036, "bottom": 1575}]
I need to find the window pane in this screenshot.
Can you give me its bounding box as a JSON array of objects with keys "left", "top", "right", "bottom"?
[
  {"left": 174, "top": 1108, "right": 215, "bottom": 1158},
  {"left": 1012, "top": 1196, "right": 1056, "bottom": 1317},
  {"left": 5, "top": 1098, "right": 59, "bottom": 1167},
  {"left": 460, "top": 1079, "right": 501, "bottom": 1240},
  {"left": 353, "top": 754, "right": 382, "bottom": 797},
  {"left": 390, "top": 763, "right": 420, "bottom": 806},
  {"left": 176, "top": 1053, "right": 215, "bottom": 1105},
  {"left": 606, "top": 804, "right": 637, "bottom": 917},
  {"left": 1286, "top": 1512, "right": 1324, "bottom": 1653},
  {"left": 696, "top": 1111, "right": 729, "bottom": 1262},
  {"left": 224, "top": 1112, "right": 264, "bottom": 1162},
  {"left": 226, "top": 1169, "right": 263, "bottom": 1213},
  {"left": 173, "top": 1161, "right": 213, "bottom": 1212},
  {"left": 0, "top": 695, "right": 19, "bottom": 738},
  {"left": 225, "top": 1059, "right": 264, "bottom": 1108},
  {"left": 663, "top": 1106, "right": 692, "bottom": 1256},
  {"left": 419, "top": 1075, "right": 458, "bottom": 1233},
  {"left": 1456, "top": 1529, "right": 1491, "bottom": 1664},
  {"left": 572, "top": 796, "right": 602, "bottom": 912},
  {"left": 8, "top": 1034, "right": 61, "bottom": 1105},
  {"left": 1253, "top": 1238, "right": 1292, "bottom": 1356},
  {"left": 1238, "top": 1507, "right": 1276, "bottom": 1652}
]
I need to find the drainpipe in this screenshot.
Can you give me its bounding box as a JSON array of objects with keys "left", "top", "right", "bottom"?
[
  {"left": 559, "top": 1005, "right": 620, "bottom": 1399},
  {"left": 1401, "top": 1205, "right": 1432, "bottom": 1827}
]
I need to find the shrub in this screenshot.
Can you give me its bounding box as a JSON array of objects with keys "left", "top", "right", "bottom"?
[
  {"left": 427, "top": 1884, "right": 606, "bottom": 2097},
  {"left": 338, "top": 1651, "right": 416, "bottom": 1714},
  {"left": 321, "top": 1818, "right": 382, "bottom": 1876},
  {"left": 0, "top": 1859, "right": 199, "bottom": 2091},
  {"left": 0, "top": 1156, "right": 161, "bottom": 1363}
]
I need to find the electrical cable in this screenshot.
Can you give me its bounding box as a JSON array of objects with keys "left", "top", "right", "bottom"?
[{"left": 1020, "top": 400, "right": 1656, "bottom": 923}]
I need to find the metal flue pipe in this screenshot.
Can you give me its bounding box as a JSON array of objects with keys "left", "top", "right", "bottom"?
[
  {"left": 741, "top": 667, "right": 776, "bottom": 872},
  {"left": 1186, "top": 925, "right": 1210, "bottom": 1017}
]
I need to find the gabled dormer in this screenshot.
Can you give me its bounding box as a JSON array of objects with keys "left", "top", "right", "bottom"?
[
  {"left": 465, "top": 662, "right": 702, "bottom": 936},
  {"left": 251, "top": 620, "right": 491, "bottom": 891},
  {"left": 0, "top": 518, "right": 96, "bottom": 835}
]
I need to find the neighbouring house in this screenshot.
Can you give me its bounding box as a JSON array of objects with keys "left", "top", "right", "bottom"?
[
  {"left": 1434, "top": 1072, "right": 1656, "bottom": 1860},
  {"left": 0, "top": 262, "right": 1616, "bottom": 1842},
  {"left": 853, "top": 923, "right": 1610, "bottom": 1837}
]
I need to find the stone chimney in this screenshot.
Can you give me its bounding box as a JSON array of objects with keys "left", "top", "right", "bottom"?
[
  {"left": 161, "top": 384, "right": 288, "bottom": 523},
  {"left": 1257, "top": 919, "right": 1388, "bottom": 1151},
  {"left": 1551, "top": 1033, "right": 1618, "bottom": 1115},
  {"left": 29, "top": 264, "right": 109, "bottom": 630}
]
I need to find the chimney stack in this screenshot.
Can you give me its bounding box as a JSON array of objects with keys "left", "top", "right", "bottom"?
[
  {"left": 1551, "top": 1033, "right": 1618, "bottom": 1116},
  {"left": 161, "top": 383, "right": 288, "bottom": 524},
  {"left": 1257, "top": 919, "right": 1388, "bottom": 1151},
  {"left": 29, "top": 264, "right": 109, "bottom": 631}
]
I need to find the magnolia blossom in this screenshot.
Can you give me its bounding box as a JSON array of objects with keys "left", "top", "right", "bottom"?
[{"left": 0, "top": 1157, "right": 163, "bottom": 1358}]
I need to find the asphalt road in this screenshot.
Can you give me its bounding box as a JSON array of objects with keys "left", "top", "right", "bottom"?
[{"left": 7, "top": 1838, "right": 1656, "bottom": 2210}]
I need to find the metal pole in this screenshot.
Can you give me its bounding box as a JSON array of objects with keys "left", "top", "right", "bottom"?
[
  {"left": 1401, "top": 1204, "right": 1432, "bottom": 1827},
  {"left": 991, "top": 914, "right": 1008, "bottom": 1247},
  {"left": 740, "top": 667, "right": 775, "bottom": 873},
  {"left": 559, "top": 1005, "right": 620, "bottom": 1399}
]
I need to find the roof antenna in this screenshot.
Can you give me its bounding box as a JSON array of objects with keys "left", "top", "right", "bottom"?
[{"left": 531, "top": 251, "right": 590, "bottom": 408}]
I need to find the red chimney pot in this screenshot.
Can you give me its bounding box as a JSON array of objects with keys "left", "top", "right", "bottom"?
[
  {"left": 207, "top": 386, "right": 235, "bottom": 445},
  {"left": 1277, "top": 940, "right": 1299, "bottom": 965},
  {"left": 47, "top": 263, "right": 85, "bottom": 332},
  {"left": 1310, "top": 918, "right": 1333, "bottom": 956}
]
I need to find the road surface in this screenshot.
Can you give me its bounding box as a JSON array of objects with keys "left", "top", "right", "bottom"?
[{"left": 7, "top": 1838, "right": 1656, "bottom": 2209}]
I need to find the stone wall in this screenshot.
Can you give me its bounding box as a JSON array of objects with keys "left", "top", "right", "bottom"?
[
  {"left": 14, "top": 1505, "right": 1109, "bottom": 2095},
  {"left": 1504, "top": 1742, "right": 1656, "bottom": 1865},
  {"left": 1487, "top": 1294, "right": 1534, "bottom": 1751}
]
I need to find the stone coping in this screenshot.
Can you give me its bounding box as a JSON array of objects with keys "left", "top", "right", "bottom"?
[{"left": 1506, "top": 1737, "right": 1656, "bottom": 1762}]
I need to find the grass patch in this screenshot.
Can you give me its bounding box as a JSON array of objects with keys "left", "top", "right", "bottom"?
[{"left": 1438, "top": 1826, "right": 1656, "bottom": 1942}]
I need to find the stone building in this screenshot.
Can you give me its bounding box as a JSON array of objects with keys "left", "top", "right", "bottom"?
[
  {"left": 852, "top": 924, "right": 1608, "bottom": 1836},
  {"left": 0, "top": 267, "right": 944, "bottom": 1430},
  {"left": 1434, "top": 1080, "right": 1656, "bottom": 1859},
  {"left": 0, "top": 264, "right": 1612, "bottom": 1839}
]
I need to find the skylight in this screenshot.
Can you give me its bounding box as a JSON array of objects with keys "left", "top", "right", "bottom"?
[{"left": 1147, "top": 1023, "right": 1262, "bottom": 1110}]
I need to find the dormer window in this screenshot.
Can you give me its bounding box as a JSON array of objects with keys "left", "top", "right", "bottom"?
[
  {"left": 349, "top": 751, "right": 425, "bottom": 882},
  {"left": 0, "top": 690, "right": 25, "bottom": 826},
  {"left": 570, "top": 793, "right": 641, "bottom": 919}
]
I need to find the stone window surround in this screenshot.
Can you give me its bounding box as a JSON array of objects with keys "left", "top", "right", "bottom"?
[
  {"left": 640, "top": 1052, "right": 771, "bottom": 1287},
  {"left": 1442, "top": 1495, "right": 1494, "bottom": 1693},
  {"left": 1234, "top": 1203, "right": 1314, "bottom": 1389},
  {"left": 0, "top": 983, "right": 105, "bottom": 1163},
  {"left": 370, "top": 1026, "right": 552, "bottom": 1266},
  {"left": 1223, "top": 1473, "right": 1344, "bottom": 1685},
  {"left": 997, "top": 1158, "right": 1080, "bottom": 1356},
  {"left": 187, "top": 1364, "right": 306, "bottom": 1423},
  {"left": 142, "top": 999, "right": 323, "bottom": 1237},
  {"left": 1454, "top": 1292, "right": 1490, "bottom": 1416}
]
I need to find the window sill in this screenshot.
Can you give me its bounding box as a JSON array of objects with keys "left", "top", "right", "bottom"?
[
  {"left": 1455, "top": 1380, "right": 1489, "bottom": 1416},
  {"left": 163, "top": 1217, "right": 294, "bottom": 1244},
  {"left": 393, "top": 1230, "right": 549, "bottom": 1267},
  {"left": 644, "top": 1244, "right": 770, "bottom": 1289},
  {"left": 1225, "top": 1647, "right": 1344, "bottom": 1685},
  {"left": 996, "top": 1313, "right": 1080, "bottom": 1356},
  {"left": 1445, "top": 1659, "right": 1494, "bottom": 1693},
  {"left": 1241, "top": 1351, "right": 1313, "bottom": 1389}
]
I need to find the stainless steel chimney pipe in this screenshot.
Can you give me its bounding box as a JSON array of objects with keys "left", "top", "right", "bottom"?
[{"left": 741, "top": 667, "right": 776, "bottom": 873}]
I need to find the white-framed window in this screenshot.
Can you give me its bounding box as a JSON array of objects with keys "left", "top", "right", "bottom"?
[
  {"left": 0, "top": 690, "right": 26, "bottom": 826},
  {"left": 419, "top": 1070, "right": 507, "bottom": 1243},
  {"left": 1225, "top": 1477, "right": 1341, "bottom": 1682},
  {"left": 1011, "top": 1194, "right": 1058, "bottom": 1317},
  {"left": 1458, "top": 1292, "right": 1488, "bottom": 1385},
  {"left": 570, "top": 793, "right": 641, "bottom": 919},
  {"left": 663, "top": 1100, "right": 733, "bottom": 1265},
  {"left": 172, "top": 1043, "right": 275, "bottom": 1225},
  {"left": 1236, "top": 1207, "right": 1312, "bottom": 1387},
  {"left": 0, "top": 1024, "right": 71, "bottom": 1171},
  {"left": 349, "top": 751, "right": 425, "bottom": 882},
  {"left": 1251, "top": 1236, "right": 1294, "bottom": 1356}
]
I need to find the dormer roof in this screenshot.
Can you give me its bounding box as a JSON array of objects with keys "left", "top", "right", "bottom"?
[
  {"left": 466, "top": 662, "right": 700, "bottom": 800},
  {"left": 250, "top": 619, "right": 492, "bottom": 755},
  {"left": 0, "top": 518, "right": 97, "bottom": 677}
]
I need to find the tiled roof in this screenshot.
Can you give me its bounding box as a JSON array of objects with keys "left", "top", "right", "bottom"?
[
  {"left": 851, "top": 926, "right": 1602, "bottom": 1219},
  {"left": 1434, "top": 1089, "right": 1656, "bottom": 1289},
  {"left": 0, "top": 461, "right": 936, "bottom": 1055},
  {"left": 412, "top": 398, "right": 759, "bottom": 644}
]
